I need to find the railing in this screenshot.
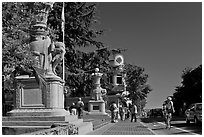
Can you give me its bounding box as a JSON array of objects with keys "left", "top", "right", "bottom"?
[{"left": 24, "top": 123, "right": 78, "bottom": 135}]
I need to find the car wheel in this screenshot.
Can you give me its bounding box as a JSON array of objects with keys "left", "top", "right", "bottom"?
[{"left": 186, "top": 118, "right": 190, "bottom": 124}]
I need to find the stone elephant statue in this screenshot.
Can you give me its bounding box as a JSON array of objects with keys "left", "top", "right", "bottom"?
[
  {"left": 91, "top": 87, "right": 107, "bottom": 101},
  {"left": 30, "top": 35, "right": 65, "bottom": 76},
  {"left": 30, "top": 35, "right": 51, "bottom": 71}
]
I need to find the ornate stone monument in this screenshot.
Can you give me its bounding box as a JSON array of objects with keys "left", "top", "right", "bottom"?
[
  {"left": 88, "top": 68, "right": 107, "bottom": 115},
  {"left": 7, "top": 2, "right": 68, "bottom": 117},
  {"left": 3, "top": 3, "right": 93, "bottom": 135}
]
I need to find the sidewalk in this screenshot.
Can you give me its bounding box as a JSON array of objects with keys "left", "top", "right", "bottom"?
[
  {"left": 86, "top": 119, "right": 155, "bottom": 135},
  {"left": 82, "top": 113, "right": 111, "bottom": 130}
]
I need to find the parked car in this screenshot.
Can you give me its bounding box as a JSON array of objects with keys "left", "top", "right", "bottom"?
[
  {"left": 185, "top": 103, "right": 202, "bottom": 125},
  {"left": 149, "top": 108, "right": 163, "bottom": 117}
]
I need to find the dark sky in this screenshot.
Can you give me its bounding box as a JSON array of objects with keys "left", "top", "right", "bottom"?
[{"left": 91, "top": 2, "right": 202, "bottom": 108}]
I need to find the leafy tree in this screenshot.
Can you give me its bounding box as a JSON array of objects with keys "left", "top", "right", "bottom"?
[
  {"left": 47, "top": 2, "right": 111, "bottom": 97},
  {"left": 2, "top": 2, "right": 35, "bottom": 91},
  {"left": 64, "top": 48, "right": 113, "bottom": 97},
  {"left": 2, "top": 2, "right": 110, "bottom": 97},
  {"left": 135, "top": 99, "right": 147, "bottom": 113},
  {"left": 125, "top": 64, "right": 152, "bottom": 106},
  {"left": 173, "top": 65, "right": 202, "bottom": 114},
  {"left": 48, "top": 2, "right": 104, "bottom": 48},
  {"left": 2, "top": 2, "right": 152, "bottom": 102}
]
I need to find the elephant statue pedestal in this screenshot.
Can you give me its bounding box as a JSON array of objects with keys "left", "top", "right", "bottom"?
[
  {"left": 88, "top": 68, "right": 107, "bottom": 115},
  {"left": 8, "top": 75, "right": 68, "bottom": 116},
  {"left": 88, "top": 100, "right": 107, "bottom": 115}
]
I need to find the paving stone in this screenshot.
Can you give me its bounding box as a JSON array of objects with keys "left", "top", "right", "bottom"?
[{"left": 100, "top": 120, "right": 154, "bottom": 135}]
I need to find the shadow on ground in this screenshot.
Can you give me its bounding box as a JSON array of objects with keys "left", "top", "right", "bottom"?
[
  {"left": 140, "top": 117, "right": 164, "bottom": 123},
  {"left": 171, "top": 122, "right": 202, "bottom": 134},
  {"left": 140, "top": 116, "right": 186, "bottom": 123}
]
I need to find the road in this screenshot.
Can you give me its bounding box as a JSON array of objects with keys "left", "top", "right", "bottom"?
[{"left": 140, "top": 117, "right": 202, "bottom": 135}]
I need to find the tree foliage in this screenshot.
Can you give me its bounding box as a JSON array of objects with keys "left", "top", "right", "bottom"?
[
  {"left": 2, "top": 2, "right": 104, "bottom": 90},
  {"left": 173, "top": 65, "right": 202, "bottom": 114},
  {"left": 64, "top": 48, "right": 114, "bottom": 97},
  {"left": 2, "top": 2, "right": 152, "bottom": 102},
  {"left": 47, "top": 2, "right": 110, "bottom": 97},
  {"left": 125, "top": 64, "right": 152, "bottom": 104},
  {"left": 48, "top": 2, "right": 104, "bottom": 48},
  {"left": 2, "top": 2, "right": 34, "bottom": 91}
]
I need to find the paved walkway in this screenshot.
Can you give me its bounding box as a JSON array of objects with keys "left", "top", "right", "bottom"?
[
  {"left": 87, "top": 119, "right": 155, "bottom": 135},
  {"left": 83, "top": 114, "right": 111, "bottom": 130}
]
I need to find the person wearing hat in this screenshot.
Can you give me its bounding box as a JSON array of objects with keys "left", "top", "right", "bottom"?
[
  {"left": 109, "top": 101, "right": 118, "bottom": 123},
  {"left": 163, "top": 96, "right": 175, "bottom": 129}
]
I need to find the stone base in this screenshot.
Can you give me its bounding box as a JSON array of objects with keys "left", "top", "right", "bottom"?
[
  {"left": 2, "top": 115, "right": 82, "bottom": 127},
  {"left": 88, "top": 112, "right": 108, "bottom": 115},
  {"left": 4, "top": 74, "right": 94, "bottom": 135},
  {"left": 11, "top": 75, "right": 66, "bottom": 117},
  {"left": 7, "top": 108, "right": 69, "bottom": 117},
  {"left": 2, "top": 115, "right": 93, "bottom": 135},
  {"left": 88, "top": 100, "right": 107, "bottom": 115}
]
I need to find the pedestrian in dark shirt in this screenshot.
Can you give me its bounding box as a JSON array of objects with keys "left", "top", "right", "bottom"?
[
  {"left": 130, "top": 103, "right": 137, "bottom": 122},
  {"left": 76, "top": 98, "right": 84, "bottom": 119}
]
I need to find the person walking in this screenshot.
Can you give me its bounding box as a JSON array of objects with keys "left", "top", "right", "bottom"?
[
  {"left": 130, "top": 103, "right": 137, "bottom": 122},
  {"left": 119, "top": 104, "right": 125, "bottom": 121},
  {"left": 76, "top": 98, "right": 84, "bottom": 119},
  {"left": 162, "top": 103, "right": 167, "bottom": 125},
  {"left": 127, "top": 103, "right": 131, "bottom": 119},
  {"left": 110, "top": 102, "right": 118, "bottom": 123},
  {"left": 163, "top": 96, "right": 175, "bottom": 129},
  {"left": 69, "top": 103, "right": 77, "bottom": 115}
]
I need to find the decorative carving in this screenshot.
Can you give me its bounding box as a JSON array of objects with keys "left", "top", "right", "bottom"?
[
  {"left": 51, "top": 42, "right": 66, "bottom": 75},
  {"left": 29, "top": 2, "right": 66, "bottom": 77},
  {"left": 10, "top": 3, "right": 68, "bottom": 117},
  {"left": 15, "top": 86, "right": 21, "bottom": 108},
  {"left": 30, "top": 36, "right": 51, "bottom": 70},
  {"left": 27, "top": 123, "right": 78, "bottom": 135},
  {"left": 91, "top": 68, "right": 107, "bottom": 101}
]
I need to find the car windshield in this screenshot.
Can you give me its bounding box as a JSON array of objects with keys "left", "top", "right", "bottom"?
[{"left": 196, "top": 104, "right": 202, "bottom": 111}]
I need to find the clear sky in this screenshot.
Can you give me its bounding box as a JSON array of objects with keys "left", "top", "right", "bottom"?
[{"left": 91, "top": 2, "right": 202, "bottom": 109}]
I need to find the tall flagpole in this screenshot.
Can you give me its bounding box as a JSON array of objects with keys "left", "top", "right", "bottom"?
[{"left": 61, "top": 2, "right": 65, "bottom": 81}]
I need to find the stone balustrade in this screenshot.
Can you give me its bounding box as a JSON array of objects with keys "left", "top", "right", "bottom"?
[{"left": 24, "top": 123, "right": 78, "bottom": 135}]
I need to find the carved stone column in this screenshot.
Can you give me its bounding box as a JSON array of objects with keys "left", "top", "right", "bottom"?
[
  {"left": 88, "top": 68, "right": 107, "bottom": 115},
  {"left": 8, "top": 2, "right": 68, "bottom": 116}
]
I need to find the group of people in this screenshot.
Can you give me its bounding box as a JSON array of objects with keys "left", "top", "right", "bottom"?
[
  {"left": 109, "top": 101, "right": 138, "bottom": 123},
  {"left": 67, "top": 96, "right": 175, "bottom": 129},
  {"left": 109, "top": 96, "right": 175, "bottom": 127},
  {"left": 162, "top": 96, "right": 175, "bottom": 129},
  {"left": 68, "top": 98, "right": 84, "bottom": 119}
]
